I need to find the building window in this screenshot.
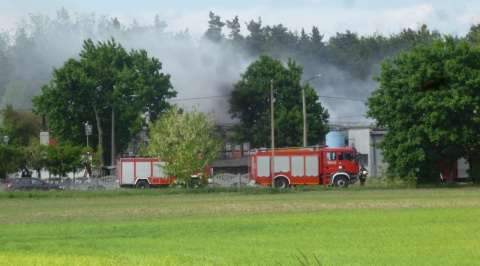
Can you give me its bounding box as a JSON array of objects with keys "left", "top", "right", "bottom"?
[{"left": 358, "top": 154, "right": 368, "bottom": 165}]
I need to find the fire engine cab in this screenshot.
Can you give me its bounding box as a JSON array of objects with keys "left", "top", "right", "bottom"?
[{"left": 248, "top": 146, "right": 359, "bottom": 188}]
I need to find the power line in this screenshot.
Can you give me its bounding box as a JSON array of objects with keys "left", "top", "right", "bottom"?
[
  {"left": 168, "top": 94, "right": 367, "bottom": 102},
  {"left": 6, "top": 94, "right": 366, "bottom": 110},
  {"left": 331, "top": 115, "right": 367, "bottom": 119},
  {"left": 318, "top": 95, "right": 367, "bottom": 102},
  {"left": 168, "top": 95, "right": 230, "bottom": 102}
]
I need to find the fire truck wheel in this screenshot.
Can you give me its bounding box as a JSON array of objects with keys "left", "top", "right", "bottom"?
[
  {"left": 274, "top": 177, "right": 289, "bottom": 188},
  {"left": 334, "top": 176, "right": 348, "bottom": 188},
  {"left": 136, "top": 180, "right": 150, "bottom": 189}
]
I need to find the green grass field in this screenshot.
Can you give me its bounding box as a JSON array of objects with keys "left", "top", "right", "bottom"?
[{"left": 0, "top": 186, "right": 479, "bottom": 265}]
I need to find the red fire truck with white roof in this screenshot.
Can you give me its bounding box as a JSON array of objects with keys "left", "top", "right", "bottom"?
[
  {"left": 248, "top": 146, "right": 359, "bottom": 188},
  {"left": 116, "top": 157, "right": 174, "bottom": 188},
  {"left": 116, "top": 157, "right": 212, "bottom": 188}
]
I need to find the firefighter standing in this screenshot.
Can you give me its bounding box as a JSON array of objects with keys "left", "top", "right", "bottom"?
[{"left": 359, "top": 165, "right": 368, "bottom": 186}]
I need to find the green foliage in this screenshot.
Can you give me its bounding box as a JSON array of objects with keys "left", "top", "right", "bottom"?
[
  {"left": 229, "top": 54, "right": 329, "bottom": 148},
  {"left": 465, "top": 24, "right": 480, "bottom": 44},
  {"left": 244, "top": 17, "right": 266, "bottom": 56},
  {"left": 325, "top": 26, "right": 442, "bottom": 81},
  {"left": 226, "top": 15, "right": 243, "bottom": 42},
  {"left": 0, "top": 105, "right": 42, "bottom": 147},
  {"left": 366, "top": 36, "right": 480, "bottom": 183},
  {"left": 147, "top": 105, "right": 222, "bottom": 187},
  {"left": 203, "top": 11, "right": 225, "bottom": 43},
  {"left": 0, "top": 144, "right": 25, "bottom": 178},
  {"left": 293, "top": 249, "right": 322, "bottom": 266},
  {"left": 24, "top": 142, "right": 47, "bottom": 178},
  {"left": 32, "top": 38, "right": 176, "bottom": 169},
  {"left": 41, "top": 144, "right": 89, "bottom": 177},
  {"left": 90, "top": 144, "right": 103, "bottom": 176},
  {"left": 387, "top": 25, "right": 443, "bottom": 52},
  {"left": 0, "top": 105, "right": 44, "bottom": 177},
  {"left": 264, "top": 24, "right": 298, "bottom": 59},
  {"left": 225, "top": 15, "right": 245, "bottom": 52}
]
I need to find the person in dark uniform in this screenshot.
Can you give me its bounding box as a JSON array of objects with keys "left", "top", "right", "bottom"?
[{"left": 359, "top": 165, "right": 368, "bottom": 186}]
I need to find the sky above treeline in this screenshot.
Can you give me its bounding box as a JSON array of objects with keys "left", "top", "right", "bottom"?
[{"left": 1, "top": 0, "right": 478, "bottom": 39}]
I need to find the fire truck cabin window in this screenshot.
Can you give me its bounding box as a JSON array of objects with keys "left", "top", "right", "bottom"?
[
  {"left": 339, "top": 152, "right": 355, "bottom": 161},
  {"left": 327, "top": 152, "right": 336, "bottom": 161}
]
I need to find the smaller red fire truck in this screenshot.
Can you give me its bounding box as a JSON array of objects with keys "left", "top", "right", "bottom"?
[
  {"left": 116, "top": 157, "right": 174, "bottom": 188},
  {"left": 248, "top": 146, "right": 359, "bottom": 188}
]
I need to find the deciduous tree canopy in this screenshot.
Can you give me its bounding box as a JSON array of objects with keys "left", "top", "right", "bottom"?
[
  {"left": 41, "top": 144, "right": 89, "bottom": 178},
  {"left": 229, "top": 54, "right": 329, "bottom": 148},
  {"left": 33, "top": 38, "right": 176, "bottom": 169},
  {"left": 366, "top": 36, "right": 480, "bottom": 183},
  {"left": 146, "top": 105, "right": 221, "bottom": 187}
]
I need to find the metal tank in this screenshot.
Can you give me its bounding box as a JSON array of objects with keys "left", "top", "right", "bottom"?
[{"left": 326, "top": 131, "right": 345, "bottom": 148}]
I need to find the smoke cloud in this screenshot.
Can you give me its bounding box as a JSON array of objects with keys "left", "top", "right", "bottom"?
[{"left": 1, "top": 10, "right": 375, "bottom": 126}]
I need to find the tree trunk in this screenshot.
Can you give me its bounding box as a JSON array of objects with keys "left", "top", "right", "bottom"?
[
  {"left": 447, "top": 159, "right": 456, "bottom": 184},
  {"left": 92, "top": 106, "right": 105, "bottom": 176}
]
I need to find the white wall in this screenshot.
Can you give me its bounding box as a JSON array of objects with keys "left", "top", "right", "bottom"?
[
  {"left": 340, "top": 128, "right": 388, "bottom": 178},
  {"left": 346, "top": 129, "right": 370, "bottom": 154}
]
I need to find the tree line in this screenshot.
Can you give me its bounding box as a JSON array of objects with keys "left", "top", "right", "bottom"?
[
  {"left": 1, "top": 8, "right": 474, "bottom": 110},
  {"left": 1, "top": 8, "right": 480, "bottom": 184}
]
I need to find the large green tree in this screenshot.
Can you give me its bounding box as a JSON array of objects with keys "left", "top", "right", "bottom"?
[
  {"left": 229, "top": 54, "right": 329, "bottom": 148},
  {"left": 366, "top": 36, "right": 480, "bottom": 183},
  {"left": 146, "top": 105, "right": 222, "bottom": 187},
  {"left": 33, "top": 38, "right": 176, "bottom": 171},
  {"left": 42, "top": 144, "right": 89, "bottom": 178}
]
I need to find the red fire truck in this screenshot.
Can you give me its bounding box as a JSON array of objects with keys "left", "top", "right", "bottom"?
[
  {"left": 248, "top": 146, "right": 359, "bottom": 188},
  {"left": 116, "top": 157, "right": 174, "bottom": 188},
  {"left": 440, "top": 158, "right": 475, "bottom": 182}
]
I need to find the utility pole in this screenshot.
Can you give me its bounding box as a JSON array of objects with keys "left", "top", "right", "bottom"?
[
  {"left": 111, "top": 106, "right": 115, "bottom": 166},
  {"left": 270, "top": 79, "right": 275, "bottom": 187}
]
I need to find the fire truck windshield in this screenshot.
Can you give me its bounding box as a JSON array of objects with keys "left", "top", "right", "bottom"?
[{"left": 339, "top": 152, "right": 356, "bottom": 162}]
